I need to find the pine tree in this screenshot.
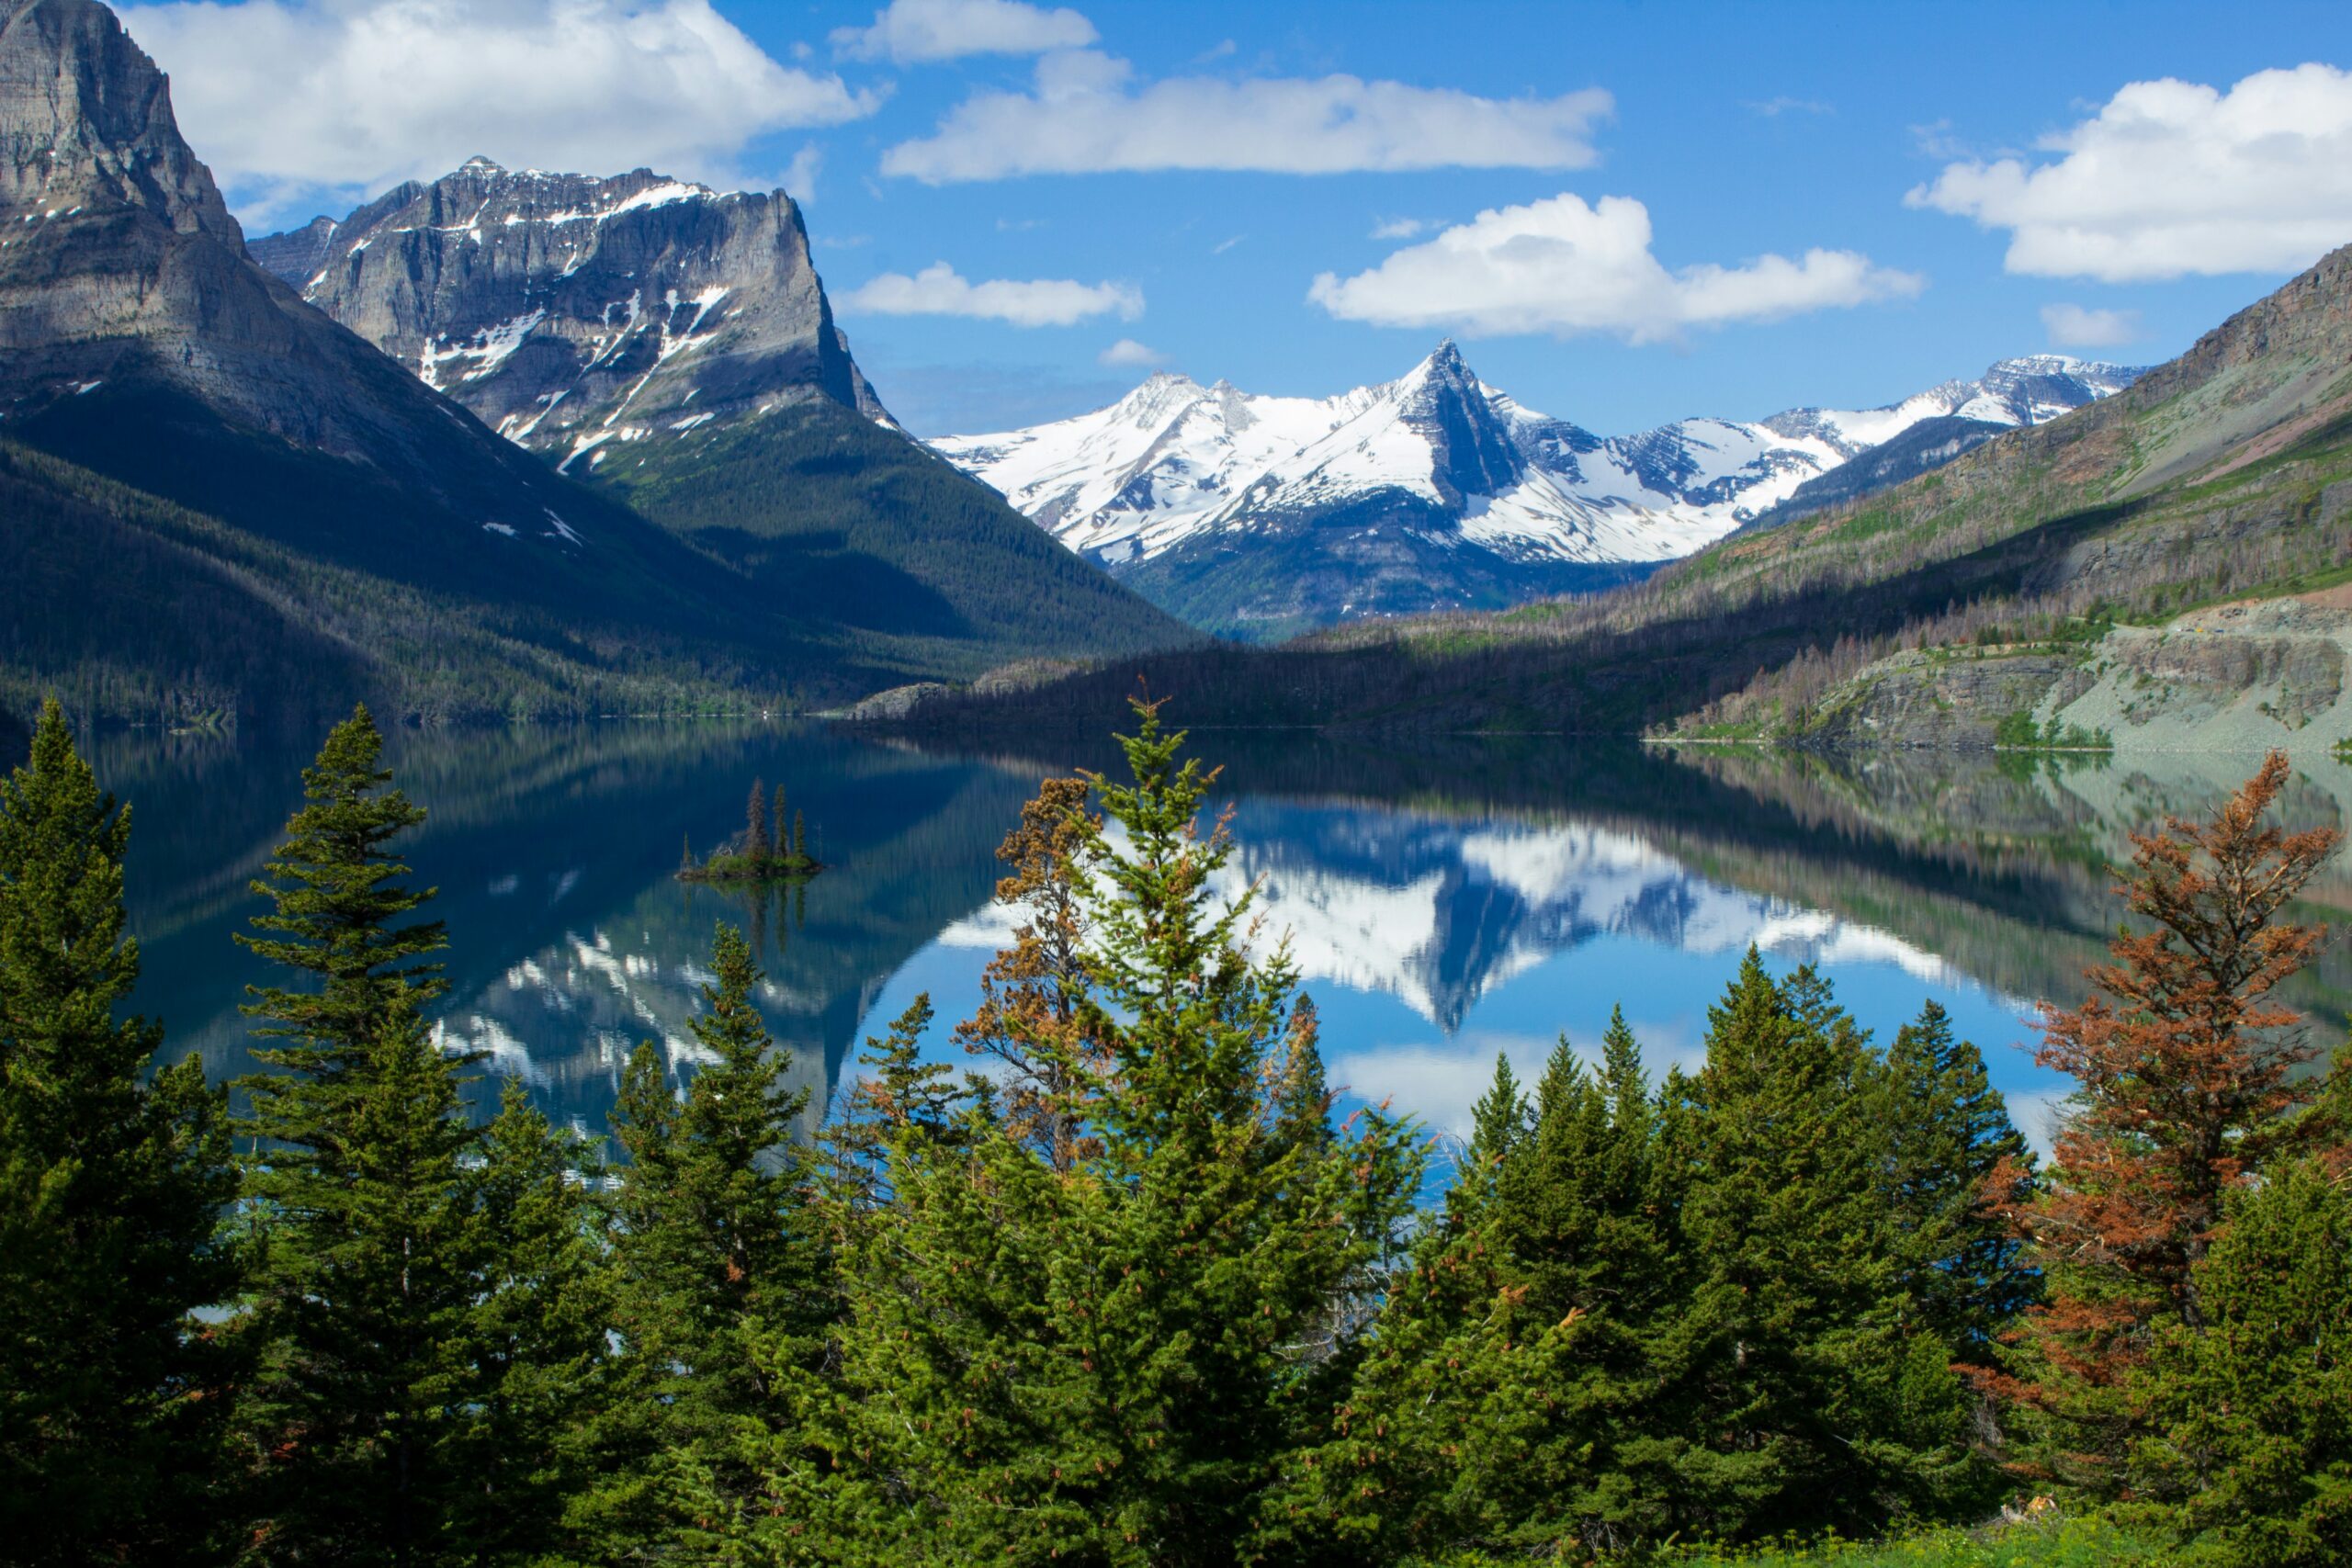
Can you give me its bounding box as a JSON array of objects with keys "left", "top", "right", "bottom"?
[
  {"left": 236, "top": 705, "right": 446, "bottom": 1068},
  {"left": 1456, "top": 1051, "right": 1530, "bottom": 1219},
  {"left": 774, "top": 785, "right": 788, "bottom": 862},
  {"left": 1276, "top": 1026, "right": 1669, "bottom": 1562},
  {"left": 1666, "top": 953, "right": 1968, "bottom": 1540},
  {"left": 2137, "top": 1157, "right": 2352, "bottom": 1566},
  {"left": 829, "top": 993, "right": 967, "bottom": 1197},
  {"left": 1486, "top": 1009, "right": 1684, "bottom": 1553},
  {"left": 235, "top": 995, "right": 488, "bottom": 1562},
  {"left": 601, "top": 923, "right": 830, "bottom": 1553},
  {"left": 747, "top": 777, "right": 771, "bottom": 863},
  {"left": 232, "top": 708, "right": 581, "bottom": 1562},
  {"left": 465, "top": 1080, "right": 611, "bottom": 1563},
  {"left": 791, "top": 809, "right": 807, "bottom": 863},
  {"left": 1873, "top": 1001, "right": 2035, "bottom": 1358},
  {"left": 1998, "top": 750, "right": 2338, "bottom": 1488},
  {"left": 803, "top": 703, "right": 1422, "bottom": 1566},
  {"left": 951, "top": 774, "right": 1103, "bottom": 1171},
  {"left": 0, "top": 698, "right": 238, "bottom": 1564}
]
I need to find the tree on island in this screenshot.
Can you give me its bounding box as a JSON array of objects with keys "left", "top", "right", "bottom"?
[
  {"left": 680, "top": 778, "right": 821, "bottom": 885},
  {"left": 747, "top": 777, "right": 771, "bottom": 863}
]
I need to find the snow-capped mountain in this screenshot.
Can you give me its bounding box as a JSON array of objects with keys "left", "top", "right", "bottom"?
[
  {"left": 931, "top": 345, "right": 2140, "bottom": 637},
  {"left": 251, "top": 159, "right": 891, "bottom": 473}
]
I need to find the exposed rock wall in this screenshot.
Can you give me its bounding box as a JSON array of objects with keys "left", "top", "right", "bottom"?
[{"left": 255, "top": 160, "right": 890, "bottom": 468}]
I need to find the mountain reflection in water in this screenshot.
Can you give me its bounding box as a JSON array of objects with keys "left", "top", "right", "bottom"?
[{"left": 94, "top": 723, "right": 2352, "bottom": 1156}]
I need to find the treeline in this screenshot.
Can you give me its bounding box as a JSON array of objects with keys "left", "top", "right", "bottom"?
[{"left": 6, "top": 702, "right": 2351, "bottom": 1564}]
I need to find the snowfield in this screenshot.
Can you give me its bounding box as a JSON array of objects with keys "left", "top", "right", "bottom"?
[{"left": 931, "top": 344, "right": 2140, "bottom": 572}]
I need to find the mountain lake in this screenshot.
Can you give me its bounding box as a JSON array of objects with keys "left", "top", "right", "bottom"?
[{"left": 93, "top": 720, "right": 2352, "bottom": 1164}]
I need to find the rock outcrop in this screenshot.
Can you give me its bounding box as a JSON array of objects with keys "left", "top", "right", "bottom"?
[
  {"left": 254, "top": 160, "right": 890, "bottom": 474},
  {"left": 0, "top": 0, "right": 665, "bottom": 549}
]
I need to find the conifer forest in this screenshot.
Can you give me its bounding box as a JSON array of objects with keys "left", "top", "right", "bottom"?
[{"left": 4, "top": 697, "right": 2348, "bottom": 1568}]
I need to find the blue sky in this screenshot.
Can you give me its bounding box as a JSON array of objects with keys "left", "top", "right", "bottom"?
[{"left": 123, "top": 0, "right": 2352, "bottom": 434}]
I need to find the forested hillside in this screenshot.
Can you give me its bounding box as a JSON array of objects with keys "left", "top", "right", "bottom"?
[{"left": 590, "top": 398, "right": 1192, "bottom": 672}]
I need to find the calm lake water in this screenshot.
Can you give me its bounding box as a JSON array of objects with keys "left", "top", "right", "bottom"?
[{"left": 88, "top": 721, "right": 2352, "bottom": 1159}]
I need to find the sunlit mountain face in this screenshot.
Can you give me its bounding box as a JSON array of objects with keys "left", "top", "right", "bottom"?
[{"left": 100, "top": 723, "right": 2352, "bottom": 1165}]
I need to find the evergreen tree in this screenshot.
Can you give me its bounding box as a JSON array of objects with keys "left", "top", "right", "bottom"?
[
  {"left": 1872, "top": 1001, "right": 2035, "bottom": 1358},
  {"left": 791, "top": 809, "right": 807, "bottom": 863},
  {"left": 1999, "top": 750, "right": 2338, "bottom": 1488},
  {"left": 801, "top": 705, "right": 1421, "bottom": 1566},
  {"left": 0, "top": 698, "right": 238, "bottom": 1564},
  {"left": 601, "top": 923, "right": 830, "bottom": 1554},
  {"left": 235, "top": 995, "right": 488, "bottom": 1562},
  {"left": 2137, "top": 1158, "right": 2352, "bottom": 1566},
  {"left": 236, "top": 705, "right": 446, "bottom": 1068},
  {"left": 747, "top": 777, "right": 771, "bottom": 863},
  {"left": 466, "top": 1081, "right": 611, "bottom": 1564},
  {"left": 828, "top": 993, "right": 967, "bottom": 1197},
  {"left": 1666, "top": 953, "right": 1969, "bottom": 1540},
  {"left": 951, "top": 773, "right": 1103, "bottom": 1171},
  {"left": 1488, "top": 1010, "right": 1684, "bottom": 1553},
  {"left": 1268, "top": 992, "right": 1334, "bottom": 1164},
  {"left": 773, "top": 784, "right": 788, "bottom": 862},
  {"left": 232, "top": 708, "right": 585, "bottom": 1564},
  {"left": 1456, "top": 1051, "right": 1529, "bottom": 1219}
]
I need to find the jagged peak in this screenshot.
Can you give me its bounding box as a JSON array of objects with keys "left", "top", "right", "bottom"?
[
  {"left": 1396, "top": 336, "right": 1481, "bottom": 397},
  {"left": 458, "top": 154, "right": 504, "bottom": 173}
]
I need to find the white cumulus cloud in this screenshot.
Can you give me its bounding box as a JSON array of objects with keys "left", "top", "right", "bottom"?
[
  {"left": 830, "top": 0, "right": 1095, "bottom": 64},
  {"left": 1907, "top": 63, "right": 2352, "bottom": 281},
  {"left": 2041, "top": 302, "right": 2141, "bottom": 348},
  {"left": 1309, "top": 193, "right": 1923, "bottom": 344},
  {"left": 119, "top": 0, "right": 876, "bottom": 221},
  {"left": 881, "top": 50, "right": 1610, "bottom": 182},
  {"left": 1097, "top": 337, "right": 1163, "bottom": 367},
  {"left": 839, "top": 263, "right": 1142, "bottom": 327}
]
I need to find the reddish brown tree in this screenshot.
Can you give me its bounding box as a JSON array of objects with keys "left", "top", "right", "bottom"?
[
  {"left": 953, "top": 774, "right": 1113, "bottom": 1171},
  {"left": 1993, "top": 749, "right": 2338, "bottom": 1485}
]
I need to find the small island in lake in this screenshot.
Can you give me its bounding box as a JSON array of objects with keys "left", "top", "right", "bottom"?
[{"left": 678, "top": 776, "right": 822, "bottom": 884}]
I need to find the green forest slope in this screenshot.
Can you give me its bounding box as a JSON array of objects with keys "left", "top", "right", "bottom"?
[{"left": 580, "top": 399, "right": 1193, "bottom": 677}]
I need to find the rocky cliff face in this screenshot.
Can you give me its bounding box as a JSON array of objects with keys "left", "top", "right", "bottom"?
[
  {"left": 0, "top": 0, "right": 898, "bottom": 725},
  {"left": 0, "top": 0, "right": 653, "bottom": 542},
  {"left": 254, "top": 160, "right": 890, "bottom": 473}
]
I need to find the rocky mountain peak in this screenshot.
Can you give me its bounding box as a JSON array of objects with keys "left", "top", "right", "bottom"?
[
  {"left": 254, "top": 157, "right": 891, "bottom": 467},
  {"left": 1392, "top": 338, "right": 1521, "bottom": 502},
  {"left": 0, "top": 0, "right": 239, "bottom": 242},
  {"left": 0, "top": 0, "right": 707, "bottom": 560}
]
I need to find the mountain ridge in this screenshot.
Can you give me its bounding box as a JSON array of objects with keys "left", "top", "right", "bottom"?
[
  {"left": 931, "top": 344, "right": 2139, "bottom": 637},
  {"left": 851, "top": 243, "right": 2352, "bottom": 743},
  {"left": 0, "top": 0, "right": 1188, "bottom": 736},
  {"left": 249, "top": 158, "right": 892, "bottom": 460},
  {"left": 248, "top": 155, "right": 1193, "bottom": 671}
]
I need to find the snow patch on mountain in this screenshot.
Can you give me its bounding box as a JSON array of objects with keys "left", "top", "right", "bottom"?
[{"left": 932, "top": 345, "right": 2142, "bottom": 577}]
